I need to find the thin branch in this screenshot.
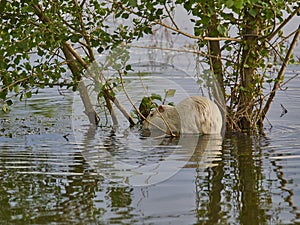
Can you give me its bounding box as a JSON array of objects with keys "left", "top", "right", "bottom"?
[
  {"left": 280, "top": 73, "right": 300, "bottom": 88},
  {"left": 31, "top": 3, "right": 100, "bottom": 125},
  {"left": 262, "top": 25, "right": 300, "bottom": 121},
  {"left": 118, "top": 70, "right": 176, "bottom": 136},
  {"left": 163, "top": 3, "right": 179, "bottom": 30},
  {"left": 155, "top": 19, "right": 242, "bottom": 42},
  {"left": 108, "top": 0, "right": 242, "bottom": 42},
  {"left": 57, "top": 13, "right": 79, "bottom": 32},
  {"left": 0, "top": 75, "right": 36, "bottom": 93},
  {"left": 267, "top": 6, "right": 300, "bottom": 41},
  {"left": 102, "top": 90, "right": 118, "bottom": 126},
  {"left": 86, "top": 63, "right": 135, "bottom": 126},
  {"left": 80, "top": 0, "right": 87, "bottom": 8},
  {"left": 0, "top": 61, "right": 68, "bottom": 93},
  {"left": 74, "top": 0, "right": 95, "bottom": 61},
  {"left": 273, "top": 27, "right": 300, "bottom": 48},
  {"left": 117, "top": 71, "right": 141, "bottom": 124},
  {"left": 127, "top": 44, "right": 235, "bottom": 62},
  {"left": 103, "top": 87, "right": 135, "bottom": 126},
  {"left": 64, "top": 42, "right": 89, "bottom": 69},
  {"left": 265, "top": 39, "right": 285, "bottom": 62}
]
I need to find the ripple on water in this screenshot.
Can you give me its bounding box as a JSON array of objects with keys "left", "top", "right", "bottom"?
[
  {"left": 263, "top": 119, "right": 300, "bottom": 224},
  {"left": 0, "top": 134, "right": 85, "bottom": 176},
  {"left": 267, "top": 126, "right": 300, "bottom": 160}
]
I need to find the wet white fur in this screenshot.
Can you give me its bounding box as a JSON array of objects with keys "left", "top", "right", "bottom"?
[{"left": 142, "top": 96, "right": 222, "bottom": 135}]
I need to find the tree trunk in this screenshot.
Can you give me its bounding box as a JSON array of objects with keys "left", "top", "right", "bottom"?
[
  {"left": 208, "top": 39, "right": 225, "bottom": 98},
  {"left": 32, "top": 4, "right": 99, "bottom": 125},
  {"left": 207, "top": 9, "right": 225, "bottom": 101},
  {"left": 237, "top": 19, "right": 259, "bottom": 132},
  {"left": 61, "top": 45, "right": 99, "bottom": 125},
  {"left": 206, "top": 12, "right": 226, "bottom": 119}
]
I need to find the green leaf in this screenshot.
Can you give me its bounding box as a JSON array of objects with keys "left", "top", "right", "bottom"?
[
  {"left": 0, "top": 89, "right": 7, "bottom": 99},
  {"left": 25, "top": 62, "right": 31, "bottom": 70},
  {"left": 25, "top": 91, "right": 32, "bottom": 98},
  {"left": 37, "top": 48, "right": 44, "bottom": 56},
  {"left": 97, "top": 46, "right": 104, "bottom": 53},
  {"left": 234, "top": 0, "right": 244, "bottom": 10},
  {"left": 249, "top": 8, "right": 257, "bottom": 17},
  {"left": 2, "top": 105, "right": 9, "bottom": 113},
  {"left": 164, "top": 89, "right": 176, "bottom": 98},
  {"left": 122, "top": 13, "right": 129, "bottom": 19},
  {"left": 150, "top": 93, "right": 162, "bottom": 101},
  {"left": 14, "top": 85, "right": 20, "bottom": 93},
  {"left": 128, "top": 0, "right": 137, "bottom": 7},
  {"left": 6, "top": 99, "right": 13, "bottom": 106},
  {"left": 225, "top": 0, "right": 234, "bottom": 8},
  {"left": 217, "top": 24, "right": 227, "bottom": 36},
  {"left": 0, "top": 0, "right": 7, "bottom": 14},
  {"left": 125, "top": 64, "right": 132, "bottom": 71},
  {"left": 70, "top": 34, "right": 81, "bottom": 43}
]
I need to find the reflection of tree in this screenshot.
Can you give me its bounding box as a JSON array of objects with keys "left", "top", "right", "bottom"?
[
  {"left": 192, "top": 134, "right": 224, "bottom": 224},
  {"left": 80, "top": 125, "right": 135, "bottom": 222},
  {"left": 271, "top": 157, "right": 300, "bottom": 223},
  {"left": 194, "top": 134, "right": 272, "bottom": 224},
  {"left": 0, "top": 137, "right": 136, "bottom": 224},
  {"left": 108, "top": 187, "right": 132, "bottom": 208},
  {"left": 236, "top": 135, "right": 267, "bottom": 225},
  {"left": 0, "top": 155, "right": 100, "bottom": 224}
]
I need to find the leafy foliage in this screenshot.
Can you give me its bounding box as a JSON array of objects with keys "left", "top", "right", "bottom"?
[
  {"left": 115, "top": 0, "right": 299, "bottom": 132},
  {"left": 136, "top": 90, "right": 175, "bottom": 123},
  {"left": 0, "top": 1, "right": 146, "bottom": 107},
  {"left": 0, "top": 0, "right": 299, "bottom": 132}
]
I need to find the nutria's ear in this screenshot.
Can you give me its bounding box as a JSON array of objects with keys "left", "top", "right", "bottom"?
[{"left": 158, "top": 105, "right": 165, "bottom": 113}]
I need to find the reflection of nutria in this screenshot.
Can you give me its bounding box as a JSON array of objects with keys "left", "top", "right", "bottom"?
[{"left": 142, "top": 96, "right": 222, "bottom": 135}]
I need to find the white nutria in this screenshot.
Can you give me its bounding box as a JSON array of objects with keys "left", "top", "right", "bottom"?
[{"left": 142, "top": 96, "right": 222, "bottom": 135}]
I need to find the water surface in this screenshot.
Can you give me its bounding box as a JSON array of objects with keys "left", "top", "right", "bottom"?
[{"left": 1, "top": 65, "right": 300, "bottom": 224}]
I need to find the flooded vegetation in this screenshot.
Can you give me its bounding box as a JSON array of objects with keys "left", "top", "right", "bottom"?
[
  {"left": 1, "top": 64, "right": 300, "bottom": 224},
  {"left": 1, "top": 1, "right": 300, "bottom": 224}
]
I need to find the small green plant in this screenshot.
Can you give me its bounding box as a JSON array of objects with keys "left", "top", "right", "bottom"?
[{"left": 136, "top": 89, "right": 176, "bottom": 123}]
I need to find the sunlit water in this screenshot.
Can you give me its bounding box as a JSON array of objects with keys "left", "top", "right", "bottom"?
[{"left": 1, "top": 62, "right": 300, "bottom": 225}]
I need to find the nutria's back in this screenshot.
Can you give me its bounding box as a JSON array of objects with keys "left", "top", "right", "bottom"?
[
  {"left": 175, "top": 96, "right": 222, "bottom": 134},
  {"left": 142, "top": 96, "right": 222, "bottom": 135}
]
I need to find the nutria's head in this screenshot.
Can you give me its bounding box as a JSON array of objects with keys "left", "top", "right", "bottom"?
[{"left": 142, "top": 105, "right": 180, "bottom": 136}]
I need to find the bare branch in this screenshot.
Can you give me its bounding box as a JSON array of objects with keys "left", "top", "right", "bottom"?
[
  {"left": 262, "top": 25, "right": 300, "bottom": 121},
  {"left": 108, "top": 0, "right": 242, "bottom": 42},
  {"left": 75, "top": 0, "right": 95, "bottom": 61},
  {"left": 154, "top": 19, "right": 242, "bottom": 42},
  {"left": 163, "top": 3, "right": 179, "bottom": 30},
  {"left": 126, "top": 44, "right": 234, "bottom": 62},
  {"left": 267, "top": 6, "right": 300, "bottom": 41},
  {"left": 280, "top": 73, "right": 300, "bottom": 88},
  {"left": 64, "top": 42, "right": 89, "bottom": 69}
]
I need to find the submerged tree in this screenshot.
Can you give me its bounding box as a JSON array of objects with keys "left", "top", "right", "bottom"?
[{"left": 0, "top": 0, "right": 299, "bottom": 133}]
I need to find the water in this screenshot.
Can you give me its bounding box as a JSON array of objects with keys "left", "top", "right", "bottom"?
[{"left": 1, "top": 62, "right": 300, "bottom": 224}]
